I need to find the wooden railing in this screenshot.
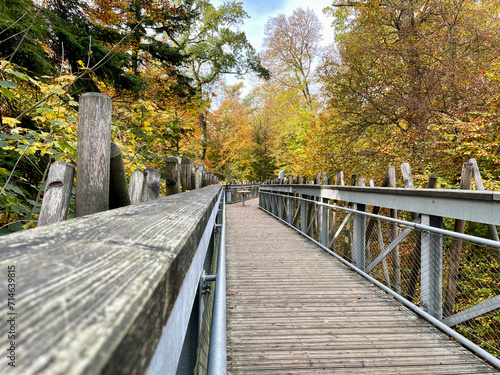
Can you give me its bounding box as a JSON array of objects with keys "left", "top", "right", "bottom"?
[
  {"left": 0, "top": 184, "right": 223, "bottom": 374},
  {"left": 0, "top": 92, "right": 228, "bottom": 374},
  {"left": 37, "top": 92, "right": 219, "bottom": 227}
]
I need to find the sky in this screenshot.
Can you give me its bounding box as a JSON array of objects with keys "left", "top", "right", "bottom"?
[{"left": 209, "top": 0, "right": 336, "bottom": 93}]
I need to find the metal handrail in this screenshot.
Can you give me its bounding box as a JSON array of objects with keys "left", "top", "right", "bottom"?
[
  {"left": 261, "top": 191, "right": 500, "bottom": 248},
  {"left": 259, "top": 203, "right": 500, "bottom": 369},
  {"left": 207, "top": 190, "right": 227, "bottom": 374},
  {"left": 259, "top": 189, "right": 500, "bottom": 369}
]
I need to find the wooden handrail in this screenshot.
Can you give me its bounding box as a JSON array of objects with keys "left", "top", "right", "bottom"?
[{"left": 0, "top": 185, "right": 222, "bottom": 374}]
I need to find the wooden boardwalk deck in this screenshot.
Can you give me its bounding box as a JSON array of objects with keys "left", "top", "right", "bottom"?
[{"left": 225, "top": 198, "right": 498, "bottom": 374}]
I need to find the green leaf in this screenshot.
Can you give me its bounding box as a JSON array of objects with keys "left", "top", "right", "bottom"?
[
  {"left": 10, "top": 223, "right": 25, "bottom": 232},
  {"left": 4, "top": 184, "right": 26, "bottom": 197},
  {"left": 0, "top": 80, "right": 17, "bottom": 88},
  {"left": 50, "top": 119, "right": 65, "bottom": 127},
  {"left": 27, "top": 199, "right": 41, "bottom": 208},
  {"left": 36, "top": 107, "right": 54, "bottom": 114},
  {"left": 50, "top": 87, "right": 65, "bottom": 94},
  {"left": 0, "top": 87, "right": 14, "bottom": 100},
  {"left": 12, "top": 71, "right": 29, "bottom": 81},
  {"left": 69, "top": 101, "right": 79, "bottom": 107}
]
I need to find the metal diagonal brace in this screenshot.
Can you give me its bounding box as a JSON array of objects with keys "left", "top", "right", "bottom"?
[
  {"left": 306, "top": 204, "right": 320, "bottom": 234},
  {"left": 328, "top": 212, "right": 352, "bottom": 248},
  {"left": 443, "top": 295, "right": 500, "bottom": 327},
  {"left": 365, "top": 217, "right": 420, "bottom": 274}
]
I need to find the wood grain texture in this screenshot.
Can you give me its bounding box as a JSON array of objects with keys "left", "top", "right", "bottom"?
[
  {"left": 75, "top": 93, "right": 112, "bottom": 217},
  {"left": 225, "top": 199, "right": 498, "bottom": 374},
  {"left": 165, "top": 157, "right": 181, "bottom": 196},
  {"left": 38, "top": 161, "right": 74, "bottom": 226},
  {"left": 129, "top": 171, "right": 144, "bottom": 205},
  {"left": 141, "top": 168, "right": 161, "bottom": 202},
  {"left": 195, "top": 163, "right": 203, "bottom": 190},
  {"left": 181, "top": 160, "right": 193, "bottom": 192},
  {"left": 0, "top": 185, "right": 221, "bottom": 375}
]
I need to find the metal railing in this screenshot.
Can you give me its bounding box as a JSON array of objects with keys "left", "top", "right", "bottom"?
[
  {"left": 207, "top": 191, "right": 227, "bottom": 374},
  {"left": 259, "top": 185, "right": 500, "bottom": 368},
  {"left": 224, "top": 184, "right": 260, "bottom": 204}
]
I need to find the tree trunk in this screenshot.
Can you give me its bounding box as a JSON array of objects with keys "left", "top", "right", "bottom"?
[{"left": 198, "top": 111, "right": 207, "bottom": 160}]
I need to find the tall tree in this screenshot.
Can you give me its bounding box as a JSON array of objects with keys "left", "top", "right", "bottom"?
[
  {"left": 320, "top": 0, "right": 500, "bottom": 175},
  {"left": 262, "top": 7, "right": 322, "bottom": 110},
  {"left": 165, "top": 0, "right": 269, "bottom": 160}
]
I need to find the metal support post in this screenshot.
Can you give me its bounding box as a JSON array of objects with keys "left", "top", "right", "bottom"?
[
  {"left": 421, "top": 214, "right": 443, "bottom": 319},
  {"left": 278, "top": 193, "right": 283, "bottom": 219},
  {"left": 300, "top": 196, "right": 308, "bottom": 233},
  {"left": 320, "top": 197, "right": 329, "bottom": 246},
  {"left": 352, "top": 203, "right": 366, "bottom": 271},
  {"left": 287, "top": 195, "right": 293, "bottom": 224}
]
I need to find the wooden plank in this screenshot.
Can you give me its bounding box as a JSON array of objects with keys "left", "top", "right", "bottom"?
[
  {"left": 0, "top": 185, "right": 221, "bottom": 374},
  {"left": 226, "top": 199, "right": 497, "bottom": 374}
]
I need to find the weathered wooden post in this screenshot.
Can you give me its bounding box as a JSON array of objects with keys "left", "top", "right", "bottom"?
[
  {"left": 191, "top": 165, "right": 196, "bottom": 190},
  {"left": 141, "top": 168, "right": 161, "bottom": 202},
  {"left": 388, "top": 166, "right": 401, "bottom": 294},
  {"left": 165, "top": 157, "right": 181, "bottom": 196},
  {"left": 203, "top": 171, "right": 208, "bottom": 187},
  {"left": 195, "top": 163, "right": 204, "bottom": 189},
  {"left": 109, "top": 143, "right": 131, "bottom": 209},
  {"left": 129, "top": 171, "right": 144, "bottom": 204},
  {"left": 75, "top": 92, "right": 112, "bottom": 217},
  {"left": 278, "top": 170, "right": 285, "bottom": 183},
  {"left": 469, "top": 158, "right": 500, "bottom": 262},
  {"left": 38, "top": 162, "right": 75, "bottom": 226},
  {"left": 444, "top": 162, "right": 473, "bottom": 317},
  {"left": 181, "top": 160, "right": 193, "bottom": 192}
]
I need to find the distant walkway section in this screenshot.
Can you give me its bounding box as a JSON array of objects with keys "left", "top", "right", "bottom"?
[{"left": 225, "top": 198, "right": 498, "bottom": 374}]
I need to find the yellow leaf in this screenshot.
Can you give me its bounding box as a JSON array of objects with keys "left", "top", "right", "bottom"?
[
  {"left": 55, "top": 75, "right": 76, "bottom": 83},
  {"left": 2, "top": 117, "right": 20, "bottom": 127}
]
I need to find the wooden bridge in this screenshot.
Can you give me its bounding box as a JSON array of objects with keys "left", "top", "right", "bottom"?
[
  {"left": 1, "top": 182, "right": 499, "bottom": 374},
  {"left": 0, "top": 95, "right": 499, "bottom": 374},
  {"left": 226, "top": 198, "right": 497, "bottom": 374}
]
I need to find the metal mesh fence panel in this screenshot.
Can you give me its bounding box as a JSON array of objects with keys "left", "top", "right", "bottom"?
[{"left": 194, "top": 228, "right": 220, "bottom": 374}]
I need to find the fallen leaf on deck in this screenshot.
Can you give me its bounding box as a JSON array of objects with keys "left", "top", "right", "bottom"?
[{"left": 292, "top": 360, "right": 300, "bottom": 364}]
